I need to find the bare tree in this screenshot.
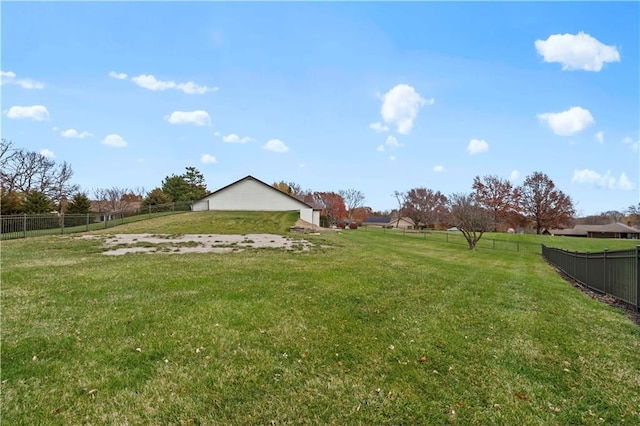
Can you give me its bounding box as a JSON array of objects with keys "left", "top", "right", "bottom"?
[
  {"left": 392, "top": 190, "right": 406, "bottom": 228},
  {"left": 403, "top": 187, "right": 448, "bottom": 230},
  {"left": 519, "top": 172, "right": 575, "bottom": 234},
  {"left": 92, "top": 187, "right": 143, "bottom": 213},
  {"left": 448, "top": 193, "right": 494, "bottom": 250},
  {"left": 339, "top": 188, "right": 366, "bottom": 221},
  {"left": 0, "top": 139, "right": 78, "bottom": 207}
]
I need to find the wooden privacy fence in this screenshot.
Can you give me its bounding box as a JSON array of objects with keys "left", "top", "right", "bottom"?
[{"left": 541, "top": 244, "right": 640, "bottom": 311}]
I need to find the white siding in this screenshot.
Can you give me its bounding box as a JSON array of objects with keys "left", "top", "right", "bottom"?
[
  {"left": 205, "top": 179, "right": 306, "bottom": 210},
  {"left": 300, "top": 208, "right": 313, "bottom": 224},
  {"left": 190, "top": 177, "right": 320, "bottom": 226}
]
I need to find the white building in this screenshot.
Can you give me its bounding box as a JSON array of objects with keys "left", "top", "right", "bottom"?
[{"left": 191, "top": 175, "right": 321, "bottom": 226}]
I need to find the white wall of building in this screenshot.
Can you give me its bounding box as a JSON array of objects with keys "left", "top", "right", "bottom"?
[{"left": 191, "top": 177, "right": 320, "bottom": 226}]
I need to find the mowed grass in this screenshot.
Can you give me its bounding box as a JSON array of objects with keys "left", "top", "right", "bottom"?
[
  {"left": 89, "top": 210, "right": 301, "bottom": 235},
  {"left": 2, "top": 213, "right": 639, "bottom": 425}
]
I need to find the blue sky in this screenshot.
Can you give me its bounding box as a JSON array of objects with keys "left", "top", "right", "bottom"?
[{"left": 2, "top": 1, "right": 638, "bottom": 215}]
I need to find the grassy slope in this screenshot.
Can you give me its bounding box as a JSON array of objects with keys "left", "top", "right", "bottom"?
[
  {"left": 2, "top": 214, "right": 639, "bottom": 425},
  {"left": 89, "top": 210, "right": 301, "bottom": 235}
]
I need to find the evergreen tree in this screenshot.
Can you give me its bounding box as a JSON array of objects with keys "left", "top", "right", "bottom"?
[
  {"left": 143, "top": 188, "right": 173, "bottom": 206},
  {"left": 0, "top": 186, "right": 24, "bottom": 214},
  {"left": 22, "top": 191, "right": 54, "bottom": 214},
  {"left": 66, "top": 192, "right": 93, "bottom": 214}
]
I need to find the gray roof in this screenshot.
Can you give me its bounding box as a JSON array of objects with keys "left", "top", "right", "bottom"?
[
  {"left": 364, "top": 217, "right": 392, "bottom": 224},
  {"left": 549, "top": 222, "right": 640, "bottom": 236}
]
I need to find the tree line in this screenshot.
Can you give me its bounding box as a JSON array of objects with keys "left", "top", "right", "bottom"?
[
  {"left": 2, "top": 139, "right": 638, "bottom": 245},
  {"left": 0, "top": 138, "right": 209, "bottom": 215}
]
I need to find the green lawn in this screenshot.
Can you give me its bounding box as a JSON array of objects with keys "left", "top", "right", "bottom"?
[{"left": 2, "top": 212, "right": 639, "bottom": 425}]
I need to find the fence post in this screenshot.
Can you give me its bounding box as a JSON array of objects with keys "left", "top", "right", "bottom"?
[
  {"left": 86, "top": 213, "right": 89, "bottom": 231},
  {"left": 23, "top": 213, "right": 27, "bottom": 238},
  {"left": 636, "top": 246, "right": 640, "bottom": 312},
  {"left": 61, "top": 213, "right": 65, "bottom": 234},
  {"left": 603, "top": 249, "right": 608, "bottom": 295},
  {"left": 585, "top": 252, "right": 589, "bottom": 283}
]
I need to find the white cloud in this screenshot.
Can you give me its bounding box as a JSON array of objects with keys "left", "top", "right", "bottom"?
[
  {"left": 572, "top": 169, "right": 635, "bottom": 190},
  {"left": 376, "top": 144, "right": 385, "bottom": 152},
  {"left": 6, "top": 105, "right": 50, "bottom": 121},
  {"left": 379, "top": 84, "right": 433, "bottom": 135},
  {"left": 535, "top": 32, "right": 620, "bottom": 72},
  {"left": 369, "top": 122, "right": 389, "bottom": 133},
  {"left": 623, "top": 136, "right": 639, "bottom": 152},
  {"left": 165, "top": 110, "right": 211, "bottom": 126},
  {"left": 52, "top": 126, "right": 59, "bottom": 132},
  {"left": 102, "top": 134, "right": 128, "bottom": 148},
  {"left": 467, "top": 139, "right": 489, "bottom": 155},
  {"left": 222, "top": 133, "right": 253, "bottom": 144},
  {"left": 264, "top": 139, "right": 289, "bottom": 153},
  {"left": 389, "top": 155, "right": 396, "bottom": 161},
  {"left": 1, "top": 70, "right": 44, "bottom": 89},
  {"left": 433, "top": 165, "right": 444, "bottom": 172},
  {"left": 618, "top": 173, "right": 634, "bottom": 190},
  {"left": 131, "top": 74, "right": 218, "bottom": 94},
  {"left": 385, "top": 135, "right": 403, "bottom": 148},
  {"left": 509, "top": 170, "right": 520, "bottom": 181},
  {"left": 213, "top": 131, "right": 221, "bottom": 137},
  {"left": 61, "top": 128, "right": 94, "bottom": 139},
  {"left": 108, "top": 71, "right": 128, "bottom": 80},
  {"left": 537, "top": 106, "right": 594, "bottom": 136},
  {"left": 595, "top": 131, "right": 604, "bottom": 144},
  {"left": 299, "top": 163, "right": 306, "bottom": 168},
  {"left": 40, "top": 149, "right": 55, "bottom": 158},
  {"left": 201, "top": 154, "right": 218, "bottom": 164}
]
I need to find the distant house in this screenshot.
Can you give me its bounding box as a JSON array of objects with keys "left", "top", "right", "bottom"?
[
  {"left": 388, "top": 217, "right": 416, "bottom": 230},
  {"left": 90, "top": 200, "right": 142, "bottom": 222},
  {"left": 547, "top": 222, "right": 640, "bottom": 239},
  {"left": 363, "top": 217, "right": 392, "bottom": 227},
  {"left": 191, "top": 175, "right": 321, "bottom": 226}
]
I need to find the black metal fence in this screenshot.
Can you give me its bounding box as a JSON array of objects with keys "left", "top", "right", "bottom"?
[
  {"left": 1, "top": 202, "right": 191, "bottom": 240},
  {"left": 363, "top": 226, "right": 542, "bottom": 254},
  {"left": 542, "top": 244, "right": 639, "bottom": 311}
]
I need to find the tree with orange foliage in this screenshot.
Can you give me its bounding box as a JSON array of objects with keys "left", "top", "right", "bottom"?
[
  {"left": 312, "top": 192, "right": 347, "bottom": 226},
  {"left": 519, "top": 172, "right": 575, "bottom": 234},
  {"left": 472, "top": 175, "right": 520, "bottom": 231}
]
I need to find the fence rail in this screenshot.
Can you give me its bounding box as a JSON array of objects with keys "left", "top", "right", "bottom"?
[
  {"left": 542, "top": 244, "right": 639, "bottom": 311},
  {"left": 363, "top": 226, "right": 542, "bottom": 254},
  {"left": 1, "top": 202, "right": 192, "bottom": 240}
]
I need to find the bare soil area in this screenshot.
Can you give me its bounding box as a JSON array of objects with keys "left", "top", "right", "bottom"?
[{"left": 77, "top": 233, "right": 314, "bottom": 256}]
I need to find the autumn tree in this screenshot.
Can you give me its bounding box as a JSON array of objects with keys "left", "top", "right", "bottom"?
[
  {"left": 472, "top": 175, "right": 520, "bottom": 231},
  {"left": 448, "top": 193, "right": 494, "bottom": 250},
  {"left": 338, "top": 189, "right": 366, "bottom": 221},
  {"left": 519, "top": 172, "right": 575, "bottom": 234},
  {"left": 351, "top": 206, "right": 373, "bottom": 224},
  {"left": 402, "top": 187, "right": 448, "bottom": 230},
  {"left": 312, "top": 192, "right": 347, "bottom": 226}
]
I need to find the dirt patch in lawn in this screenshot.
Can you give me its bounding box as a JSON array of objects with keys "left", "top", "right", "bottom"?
[{"left": 76, "top": 234, "right": 314, "bottom": 256}]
